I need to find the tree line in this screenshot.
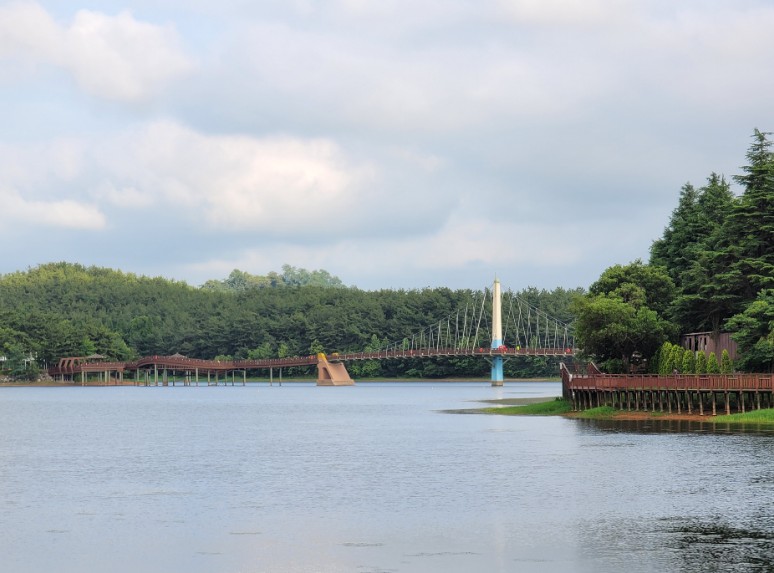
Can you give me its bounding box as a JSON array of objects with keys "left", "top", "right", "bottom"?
[
  {"left": 573, "top": 128, "right": 774, "bottom": 372},
  {"left": 0, "top": 262, "right": 579, "bottom": 380}
]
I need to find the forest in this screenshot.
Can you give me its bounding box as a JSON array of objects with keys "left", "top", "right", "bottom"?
[
  {"left": 0, "top": 263, "right": 580, "bottom": 380},
  {"left": 3, "top": 129, "right": 772, "bottom": 380},
  {"left": 573, "top": 128, "right": 774, "bottom": 373}
]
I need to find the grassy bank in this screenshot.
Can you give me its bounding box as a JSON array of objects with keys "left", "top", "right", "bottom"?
[
  {"left": 481, "top": 400, "right": 622, "bottom": 419},
  {"left": 480, "top": 398, "right": 572, "bottom": 416},
  {"left": 714, "top": 408, "right": 774, "bottom": 424},
  {"left": 480, "top": 398, "right": 774, "bottom": 425}
]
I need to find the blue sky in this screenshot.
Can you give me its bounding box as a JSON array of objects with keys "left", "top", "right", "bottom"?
[{"left": 1, "top": 0, "right": 772, "bottom": 291}]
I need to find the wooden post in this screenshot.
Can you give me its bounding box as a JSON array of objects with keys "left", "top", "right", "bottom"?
[
  {"left": 712, "top": 392, "right": 716, "bottom": 416},
  {"left": 699, "top": 392, "right": 704, "bottom": 416},
  {"left": 725, "top": 392, "right": 730, "bottom": 415}
]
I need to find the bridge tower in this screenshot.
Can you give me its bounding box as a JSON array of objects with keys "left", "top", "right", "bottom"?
[{"left": 491, "top": 278, "right": 504, "bottom": 386}]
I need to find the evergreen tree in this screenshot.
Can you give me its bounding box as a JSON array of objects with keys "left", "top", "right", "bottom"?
[
  {"left": 728, "top": 129, "right": 774, "bottom": 300},
  {"left": 669, "top": 174, "right": 736, "bottom": 333},
  {"left": 725, "top": 289, "right": 774, "bottom": 372},
  {"left": 695, "top": 351, "right": 707, "bottom": 374},
  {"left": 651, "top": 183, "right": 702, "bottom": 288},
  {"left": 657, "top": 342, "right": 673, "bottom": 374},
  {"left": 707, "top": 351, "right": 720, "bottom": 374},
  {"left": 681, "top": 350, "right": 696, "bottom": 374},
  {"left": 670, "top": 345, "right": 684, "bottom": 373},
  {"left": 720, "top": 349, "right": 733, "bottom": 374}
]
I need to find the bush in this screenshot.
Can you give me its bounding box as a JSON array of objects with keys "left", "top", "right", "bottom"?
[{"left": 707, "top": 351, "right": 720, "bottom": 374}]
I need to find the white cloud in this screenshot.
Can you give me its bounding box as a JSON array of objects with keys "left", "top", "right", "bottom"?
[
  {"left": 179, "top": 214, "right": 585, "bottom": 283},
  {"left": 0, "top": 138, "right": 84, "bottom": 187},
  {"left": 0, "top": 188, "right": 106, "bottom": 230},
  {"left": 0, "top": 1, "right": 192, "bottom": 102},
  {"left": 92, "top": 121, "right": 384, "bottom": 233},
  {"left": 496, "top": 0, "right": 635, "bottom": 26}
]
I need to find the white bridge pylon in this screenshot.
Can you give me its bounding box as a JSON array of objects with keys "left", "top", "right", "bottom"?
[
  {"left": 373, "top": 279, "right": 575, "bottom": 386},
  {"left": 490, "top": 278, "right": 505, "bottom": 386}
]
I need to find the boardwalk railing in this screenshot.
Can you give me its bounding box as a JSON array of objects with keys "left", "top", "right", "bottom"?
[
  {"left": 560, "top": 364, "right": 774, "bottom": 416},
  {"left": 568, "top": 373, "right": 774, "bottom": 392}
]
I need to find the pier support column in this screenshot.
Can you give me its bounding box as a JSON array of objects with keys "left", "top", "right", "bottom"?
[
  {"left": 490, "top": 278, "right": 504, "bottom": 387},
  {"left": 316, "top": 355, "right": 355, "bottom": 386}
]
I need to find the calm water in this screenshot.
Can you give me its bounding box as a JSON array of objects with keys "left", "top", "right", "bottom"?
[{"left": 3, "top": 381, "right": 774, "bottom": 573}]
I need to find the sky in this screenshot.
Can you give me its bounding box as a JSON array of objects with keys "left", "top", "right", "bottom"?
[{"left": 0, "top": 0, "right": 772, "bottom": 292}]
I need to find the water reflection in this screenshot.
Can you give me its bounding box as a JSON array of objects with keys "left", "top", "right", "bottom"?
[
  {"left": 664, "top": 518, "right": 774, "bottom": 572},
  {"left": 5, "top": 383, "right": 774, "bottom": 572},
  {"left": 575, "top": 417, "right": 774, "bottom": 436}
]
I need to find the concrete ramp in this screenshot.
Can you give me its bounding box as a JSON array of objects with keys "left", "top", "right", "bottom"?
[{"left": 316, "top": 357, "right": 354, "bottom": 386}]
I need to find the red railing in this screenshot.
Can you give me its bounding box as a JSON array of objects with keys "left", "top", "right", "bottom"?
[
  {"left": 568, "top": 373, "right": 774, "bottom": 392},
  {"left": 49, "top": 346, "right": 577, "bottom": 378}
]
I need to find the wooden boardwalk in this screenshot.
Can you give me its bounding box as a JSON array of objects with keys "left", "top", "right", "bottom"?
[{"left": 561, "top": 364, "right": 774, "bottom": 416}]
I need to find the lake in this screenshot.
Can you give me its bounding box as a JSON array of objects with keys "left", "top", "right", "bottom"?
[{"left": 2, "top": 381, "right": 774, "bottom": 572}]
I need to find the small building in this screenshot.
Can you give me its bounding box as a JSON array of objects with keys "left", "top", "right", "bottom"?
[{"left": 681, "top": 331, "right": 738, "bottom": 361}]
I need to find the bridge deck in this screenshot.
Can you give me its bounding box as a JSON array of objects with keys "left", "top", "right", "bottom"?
[{"left": 49, "top": 347, "right": 575, "bottom": 379}]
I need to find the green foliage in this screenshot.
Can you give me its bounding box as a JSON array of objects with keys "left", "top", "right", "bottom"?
[
  {"left": 695, "top": 352, "right": 707, "bottom": 374},
  {"left": 646, "top": 129, "right": 774, "bottom": 372},
  {"left": 721, "top": 349, "right": 733, "bottom": 373},
  {"left": 669, "top": 344, "right": 685, "bottom": 374},
  {"left": 482, "top": 398, "right": 571, "bottom": 416},
  {"left": 0, "top": 262, "right": 580, "bottom": 379},
  {"left": 726, "top": 289, "right": 774, "bottom": 372},
  {"left": 681, "top": 350, "right": 695, "bottom": 374},
  {"left": 657, "top": 341, "right": 675, "bottom": 374},
  {"left": 715, "top": 408, "right": 774, "bottom": 424},
  {"left": 574, "top": 406, "right": 619, "bottom": 419},
  {"left": 201, "top": 265, "right": 345, "bottom": 292},
  {"left": 590, "top": 260, "right": 676, "bottom": 316},
  {"left": 309, "top": 339, "right": 324, "bottom": 355},
  {"left": 573, "top": 263, "right": 676, "bottom": 369},
  {"left": 706, "top": 352, "right": 720, "bottom": 374}
]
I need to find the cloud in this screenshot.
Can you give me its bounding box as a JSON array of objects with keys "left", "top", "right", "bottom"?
[
  {"left": 94, "top": 121, "right": 379, "bottom": 233},
  {"left": 0, "top": 188, "right": 106, "bottom": 230},
  {"left": 0, "top": 119, "right": 456, "bottom": 247},
  {"left": 178, "top": 213, "right": 587, "bottom": 285},
  {"left": 0, "top": 1, "right": 192, "bottom": 102},
  {"left": 496, "top": 0, "right": 634, "bottom": 26},
  {"left": 1, "top": 0, "right": 773, "bottom": 292}
]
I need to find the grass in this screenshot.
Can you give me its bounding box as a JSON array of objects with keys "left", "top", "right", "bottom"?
[
  {"left": 714, "top": 408, "right": 774, "bottom": 424},
  {"left": 573, "top": 406, "right": 619, "bottom": 419},
  {"left": 481, "top": 398, "right": 572, "bottom": 416}
]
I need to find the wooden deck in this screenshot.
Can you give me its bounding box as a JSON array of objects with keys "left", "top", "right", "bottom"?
[{"left": 560, "top": 364, "right": 774, "bottom": 416}]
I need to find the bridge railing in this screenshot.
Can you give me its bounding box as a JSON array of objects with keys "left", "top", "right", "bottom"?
[
  {"left": 568, "top": 373, "right": 774, "bottom": 392},
  {"left": 333, "top": 346, "right": 575, "bottom": 361}
]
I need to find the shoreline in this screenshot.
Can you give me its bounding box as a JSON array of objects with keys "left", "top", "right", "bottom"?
[
  {"left": 0, "top": 377, "right": 558, "bottom": 387},
  {"left": 471, "top": 396, "right": 774, "bottom": 424}
]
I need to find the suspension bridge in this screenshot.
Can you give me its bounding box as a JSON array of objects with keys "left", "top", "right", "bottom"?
[{"left": 49, "top": 279, "right": 576, "bottom": 387}]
